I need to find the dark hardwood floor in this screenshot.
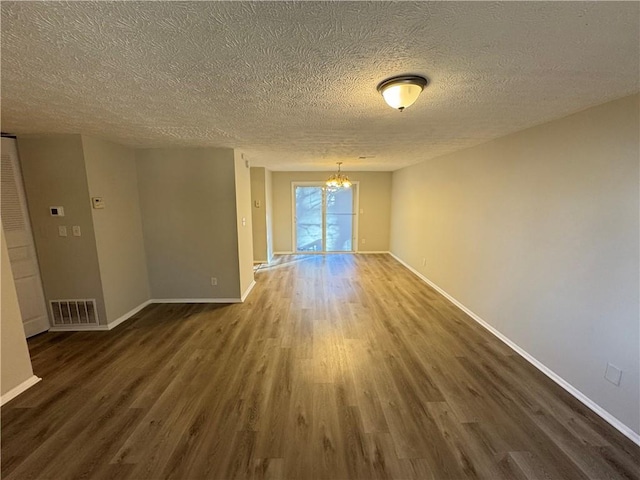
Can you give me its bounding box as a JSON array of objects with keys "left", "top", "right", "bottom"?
[{"left": 2, "top": 254, "right": 639, "bottom": 479}]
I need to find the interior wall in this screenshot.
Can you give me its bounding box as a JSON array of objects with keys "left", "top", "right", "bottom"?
[
  {"left": 250, "top": 167, "right": 268, "bottom": 262},
  {"left": 136, "top": 147, "right": 242, "bottom": 300},
  {"left": 265, "top": 168, "right": 274, "bottom": 262},
  {"left": 1, "top": 230, "right": 35, "bottom": 396},
  {"left": 234, "top": 152, "right": 255, "bottom": 296},
  {"left": 272, "top": 171, "right": 392, "bottom": 253},
  {"left": 17, "top": 135, "right": 107, "bottom": 324},
  {"left": 390, "top": 94, "right": 640, "bottom": 435},
  {"left": 82, "top": 136, "right": 150, "bottom": 322}
]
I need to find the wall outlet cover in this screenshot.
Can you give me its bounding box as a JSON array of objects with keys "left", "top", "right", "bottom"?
[
  {"left": 604, "top": 363, "right": 622, "bottom": 386},
  {"left": 92, "top": 197, "right": 105, "bottom": 209}
]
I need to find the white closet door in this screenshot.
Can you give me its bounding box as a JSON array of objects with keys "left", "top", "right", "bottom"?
[{"left": 1, "top": 137, "right": 50, "bottom": 337}]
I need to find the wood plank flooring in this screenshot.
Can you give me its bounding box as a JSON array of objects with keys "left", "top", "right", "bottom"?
[{"left": 2, "top": 254, "right": 639, "bottom": 479}]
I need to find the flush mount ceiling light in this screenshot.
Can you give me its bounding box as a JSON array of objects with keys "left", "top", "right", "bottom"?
[
  {"left": 377, "top": 74, "right": 428, "bottom": 112},
  {"left": 326, "top": 162, "right": 352, "bottom": 189}
]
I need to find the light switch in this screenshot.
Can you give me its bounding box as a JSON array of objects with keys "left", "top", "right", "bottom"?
[
  {"left": 242, "top": 217, "right": 246, "bottom": 226},
  {"left": 72, "top": 226, "right": 81, "bottom": 236},
  {"left": 58, "top": 226, "right": 68, "bottom": 237}
]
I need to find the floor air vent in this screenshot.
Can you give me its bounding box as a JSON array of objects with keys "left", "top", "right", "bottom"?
[{"left": 50, "top": 299, "right": 99, "bottom": 326}]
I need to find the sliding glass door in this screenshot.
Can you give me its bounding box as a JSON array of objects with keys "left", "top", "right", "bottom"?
[
  {"left": 295, "top": 186, "right": 324, "bottom": 252},
  {"left": 326, "top": 187, "right": 353, "bottom": 252},
  {"left": 294, "top": 184, "right": 356, "bottom": 253}
]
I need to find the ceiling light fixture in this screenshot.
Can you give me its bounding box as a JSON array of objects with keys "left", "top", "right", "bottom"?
[
  {"left": 377, "top": 74, "right": 428, "bottom": 112},
  {"left": 326, "top": 162, "right": 352, "bottom": 189}
]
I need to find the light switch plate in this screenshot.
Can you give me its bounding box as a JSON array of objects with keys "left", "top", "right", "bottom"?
[
  {"left": 72, "top": 226, "right": 81, "bottom": 236},
  {"left": 58, "top": 226, "right": 67, "bottom": 237}
]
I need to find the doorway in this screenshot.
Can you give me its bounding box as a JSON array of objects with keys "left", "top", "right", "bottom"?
[
  {"left": 1, "top": 137, "right": 50, "bottom": 337},
  {"left": 293, "top": 183, "right": 358, "bottom": 253}
]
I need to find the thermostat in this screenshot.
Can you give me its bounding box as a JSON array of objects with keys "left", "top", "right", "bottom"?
[{"left": 50, "top": 206, "right": 64, "bottom": 216}]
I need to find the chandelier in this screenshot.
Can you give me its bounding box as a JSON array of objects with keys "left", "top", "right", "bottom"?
[{"left": 326, "top": 162, "right": 352, "bottom": 189}]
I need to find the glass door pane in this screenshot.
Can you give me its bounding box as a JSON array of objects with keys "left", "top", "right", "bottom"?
[
  {"left": 295, "top": 186, "right": 324, "bottom": 252},
  {"left": 326, "top": 187, "right": 354, "bottom": 252}
]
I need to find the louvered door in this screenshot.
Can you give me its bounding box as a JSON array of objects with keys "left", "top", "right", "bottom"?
[{"left": 1, "top": 137, "right": 50, "bottom": 337}]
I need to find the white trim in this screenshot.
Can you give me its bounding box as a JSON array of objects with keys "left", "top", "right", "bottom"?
[
  {"left": 150, "top": 298, "right": 242, "bottom": 304},
  {"left": 49, "top": 325, "right": 110, "bottom": 332},
  {"left": 106, "top": 300, "right": 152, "bottom": 329},
  {"left": 357, "top": 251, "right": 391, "bottom": 254},
  {"left": 1, "top": 375, "right": 41, "bottom": 406},
  {"left": 273, "top": 251, "right": 293, "bottom": 255},
  {"left": 389, "top": 252, "right": 640, "bottom": 446},
  {"left": 241, "top": 280, "right": 256, "bottom": 302}
]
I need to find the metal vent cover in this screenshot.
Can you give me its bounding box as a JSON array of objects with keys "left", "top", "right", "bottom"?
[{"left": 50, "top": 299, "right": 99, "bottom": 326}]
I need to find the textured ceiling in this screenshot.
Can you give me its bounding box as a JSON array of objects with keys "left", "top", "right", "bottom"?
[{"left": 1, "top": 1, "right": 638, "bottom": 171}]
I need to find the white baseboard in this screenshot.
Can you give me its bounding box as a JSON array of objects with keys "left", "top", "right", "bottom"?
[
  {"left": 273, "top": 251, "right": 293, "bottom": 255},
  {"left": 1, "top": 375, "right": 41, "bottom": 406},
  {"left": 49, "top": 324, "right": 110, "bottom": 332},
  {"left": 389, "top": 252, "right": 640, "bottom": 447},
  {"left": 241, "top": 280, "right": 257, "bottom": 302},
  {"left": 107, "top": 299, "right": 153, "bottom": 329},
  {"left": 357, "top": 250, "right": 391, "bottom": 254},
  {"left": 150, "top": 298, "right": 242, "bottom": 304}
]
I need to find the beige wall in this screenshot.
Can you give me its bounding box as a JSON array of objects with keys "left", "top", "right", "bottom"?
[
  {"left": 17, "top": 135, "right": 107, "bottom": 324},
  {"left": 272, "top": 171, "right": 392, "bottom": 253},
  {"left": 250, "top": 167, "right": 268, "bottom": 262},
  {"left": 265, "top": 169, "right": 274, "bottom": 261},
  {"left": 136, "top": 147, "right": 242, "bottom": 299},
  {"left": 234, "top": 153, "right": 255, "bottom": 295},
  {"left": 82, "top": 136, "right": 150, "bottom": 322},
  {"left": 390, "top": 94, "right": 640, "bottom": 435},
  {"left": 1, "top": 230, "right": 35, "bottom": 396}
]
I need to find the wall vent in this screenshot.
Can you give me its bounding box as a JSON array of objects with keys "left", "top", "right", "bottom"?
[{"left": 50, "top": 299, "right": 99, "bottom": 326}]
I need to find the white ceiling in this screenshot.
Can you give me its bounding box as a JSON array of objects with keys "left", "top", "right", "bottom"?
[{"left": 1, "top": 2, "right": 638, "bottom": 171}]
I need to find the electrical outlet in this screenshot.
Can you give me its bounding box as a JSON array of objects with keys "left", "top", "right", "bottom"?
[
  {"left": 58, "top": 226, "right": 67, "bottom": 237},
  {"left": 604, "top": 363, "right": 622, "bottom": 386},
  {"left": 361, "top": 238, "right": 366, "bottom": 244},
  {"left": 211, "top": 277, "right": 217, "bottom": 286},
  {"left": 72, "top": 226, "right": 81, "bottom": 236}
]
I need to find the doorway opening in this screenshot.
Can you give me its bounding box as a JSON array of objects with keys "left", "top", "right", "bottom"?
[{"left": 293, "top": 183, "right": 358, "bottom": 253}]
